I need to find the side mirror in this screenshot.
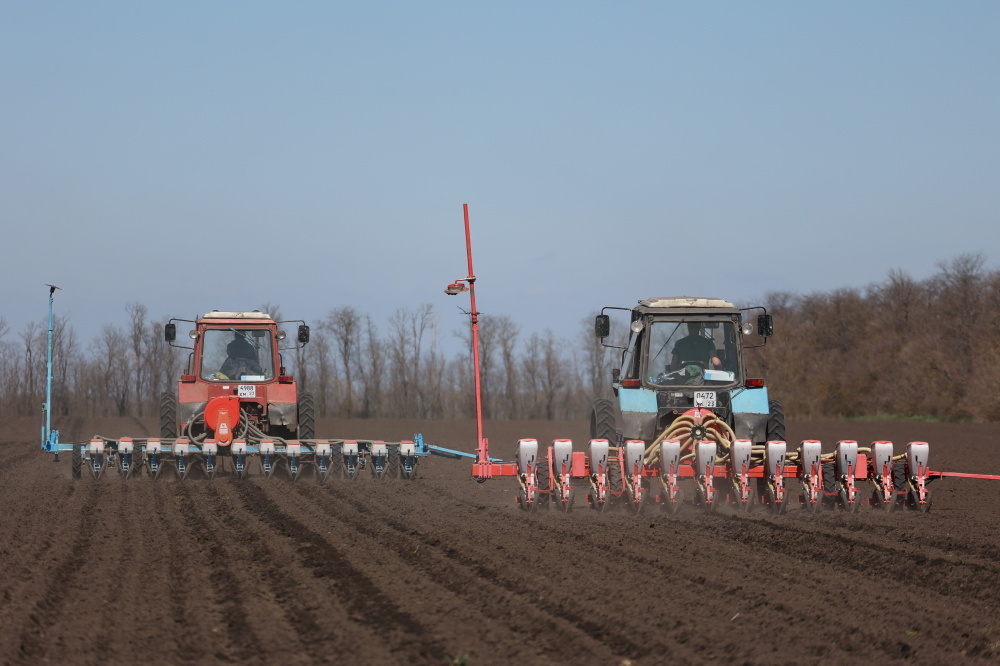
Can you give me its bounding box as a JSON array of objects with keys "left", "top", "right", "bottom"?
[
  {"left": 595, "top": 315, "right": 610, "bottom": 339},
  {"left": 164, "top": 323, "right": 176, "bottom": 342},
  {"left": 757, "top": 314, "right": 773, "bottom": 337},
  {"left": 297, "top": 324, "right": 310, "bottom": 344}
]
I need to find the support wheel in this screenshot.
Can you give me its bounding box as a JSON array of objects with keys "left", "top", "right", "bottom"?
[
  {"left": 801, "top": 480, "right": 823, "bottom": 513},
  {"left": 519, "top": 484, "right": 540, "bottom": 512},
  {"left": 71, "top": 445, "right": 82, "bottom": 480},
  {"left": 159, "top": 392, "right": 177, "bottom": 438},
  {"left": 607, "top": 459, "right": 624, "bottom": 508},
  {"left": 536, "top": 450, "right": 552, "bottom": 508},
  {"left": 821, "top": 462, "right": 837, "bottom": 507},
  {"left": 387, "top": 444, "right": 400, "bottom": 479},
  {"left": 710, "top": 486, "right": 727, "bottom": 512},
  {"left": 297, "top": 392, "right": 315, "bottom": 440},
  {"left": 627, "top": 478, "right": 646, "bottom": 514},
  {"left": 909, "top": 489, "right": 932, "bottom": 513},
  {"left": 764, "top": 486, "right": 787, "bottom": 515},
  {"left": 837, "top": 487, "right": 860, "bottom": 513},
  {"left": 734, "top": 483, "right": 753, "bottom": 513},
  {"left": 560, "top": 486, "right": 576, "bottom": 512},
  {"left": 329, "top": 443, "right": 344, "bottom": 480},
  {"left": 891, "top": 460, "right": 907, "bottom": 507}
]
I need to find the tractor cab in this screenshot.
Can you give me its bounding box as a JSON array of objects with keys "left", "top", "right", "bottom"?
[
  {"left": 594, "top": 297, "right": 778, "bottom": 445},
  {"left": 198, "top": 326, "right": 276, "bottom": 382},
  {"left": 162, "top": 311, "right": 312, "bottom": 442}
]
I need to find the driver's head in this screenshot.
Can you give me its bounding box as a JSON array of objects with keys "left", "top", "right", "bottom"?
[
  {"left": 686, "top": 322, "right": 704, "bottom": 336},
  {"left": 227, "top": 334, "right": 255, "bottom": 360}
]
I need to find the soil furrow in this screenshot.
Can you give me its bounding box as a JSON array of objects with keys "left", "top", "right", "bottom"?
[
  {"left": 15, "top": 482, "right": 98, "bottom": 660},
  {"left": 232, "top": 481, "right": 449, "bottom": 663},
  {"left": 300, "top": 483, "right": 665, "bottom": 664},
  {"left": 1, "top": 416, "right": 997, "bottom": 664}
]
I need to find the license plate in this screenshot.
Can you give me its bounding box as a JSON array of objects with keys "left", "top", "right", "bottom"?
[
  {"left": 694, "top": 391, "right": 716, "bottom": 408},
  {"left": 238, "top": 384, "right": 256, "bottom": 398}
]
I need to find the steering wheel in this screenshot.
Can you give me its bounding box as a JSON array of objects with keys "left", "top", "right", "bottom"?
[{"left": 678, "top": 359, "right": 707, "bottom": 370}]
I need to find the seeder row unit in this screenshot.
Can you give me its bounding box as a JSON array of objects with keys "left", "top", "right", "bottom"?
[
  {"left": 495, "top": 433, "right": 940, "bottom": 514},
  {"left": 48, "top": 434, "right": 430, "bottom": 482}
]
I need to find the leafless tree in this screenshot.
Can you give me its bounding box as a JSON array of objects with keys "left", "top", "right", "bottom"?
[
  {"left": 91, "top": 324, "right": 132, "bottom": 416},
  {"left": 386, "top": 305, "right": 434, "bottom": 417},
  {"left": 307, "top": 327, "right": 336, "bottom": 417},
  {"left": 125, "top": 302, "right": 148, "bottom": 416},
  {"left": 493, "top": 315, "right": 520, "bottom": 419},
  {"left": 326, "top": 306, "right": 361, "bottom": 417},
  {"left": 357, "top": 315, "right": 384, "bottom": 417}
]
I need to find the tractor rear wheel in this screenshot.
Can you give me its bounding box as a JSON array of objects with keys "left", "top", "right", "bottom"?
[
  {"left": 159, "top": 392, "right": 177, "bottom": 438},
  {"left": 71, "top": 445, "right": 82, "bottom": 480},
  {"left": 590, "top": 398, "right": 618, "bottom": 444},
  {"left": 766, "top": 399, "right": 785, "bottom": 442},
  {"left": 297, "top": 392, "right": 315, "bottom": 440}
]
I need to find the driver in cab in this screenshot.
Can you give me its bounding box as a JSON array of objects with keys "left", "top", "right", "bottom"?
[
  {"left": 670, "top": 322, "right": 722, "bottom": 371},
  {"left": 213, "top": 333, "right": 264, "bottom": 381}
]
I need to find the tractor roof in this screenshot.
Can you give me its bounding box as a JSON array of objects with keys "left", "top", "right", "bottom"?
[
  {"left": 635, "top": 297, "right": 738, "bottom": 316},
  {"left": 640, "top": 297, "right": 734, "bottom": 309},
  {"left": 200, "top": 311, "right": 273, "bottom": 321}
]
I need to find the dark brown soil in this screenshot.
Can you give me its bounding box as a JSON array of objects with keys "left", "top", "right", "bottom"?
[{"left": 1, "top": 416, "right": 999, "bottom": 665}]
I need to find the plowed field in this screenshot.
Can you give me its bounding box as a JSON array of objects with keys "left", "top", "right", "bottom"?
[{"left": 1, "top": 416, "right": 998, "bottom": 665}]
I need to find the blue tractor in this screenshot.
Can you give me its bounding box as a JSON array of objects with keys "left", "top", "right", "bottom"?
[{"left": 589, "top": 297, "right": 782, "bottom": 510}]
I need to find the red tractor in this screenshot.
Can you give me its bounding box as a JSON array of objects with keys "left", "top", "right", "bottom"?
[{"left": 161, "top": 311, "right": 314, "bottom": 445}]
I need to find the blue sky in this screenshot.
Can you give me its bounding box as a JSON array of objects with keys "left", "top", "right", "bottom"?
[{"left": 2, "top": 2, "right": 997, "bottom": 351}]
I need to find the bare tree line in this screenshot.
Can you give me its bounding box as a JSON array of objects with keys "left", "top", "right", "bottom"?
[
  {"left": 748, "top": 254, "right": 1000, "bottom": 421},
  {"left": 3, "top": 254, "right": 998, "bottom": 424},
  {"left": 0, "top": 301, "right": 616, "bottom": 422}
]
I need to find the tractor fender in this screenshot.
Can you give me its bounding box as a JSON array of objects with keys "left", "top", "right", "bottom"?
[
  {"left": 267, "top": 401, "right": 298, "bottom": 428},
  {"left": 618, "top": 388, "right": 658, "bottom": 441},
  {"left": 731, "top": 387, "right": 769, "bottom": 444},
  {"left": 177, "top": 401, "right": 208, "bottom": 430}
]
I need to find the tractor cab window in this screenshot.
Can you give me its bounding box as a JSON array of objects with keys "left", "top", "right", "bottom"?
[
  {"left": 645, "top": 319, "right": 739, "bottom": 387},
  {"left": 200, "top": 329, "right": 275, "bottom": 382}
]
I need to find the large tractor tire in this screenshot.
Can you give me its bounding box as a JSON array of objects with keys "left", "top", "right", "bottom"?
[
  {"left": 159, "top": 392, "right": 177, "bottom": 438},
  {"left": 590, "top": 398, "right": 618, "bottom": 444},
  {"left": 766, "top": 399, "right": 785, "bottom": 442},
  {"left": 297, "top": 392, "right": 315, "bottom": 440}
]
